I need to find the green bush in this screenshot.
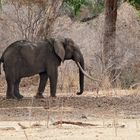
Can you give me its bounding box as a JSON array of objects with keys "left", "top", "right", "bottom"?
[
  {"left": 128, "top": 0, "right": 140, "bottom": 9},
  {"left": 64, "top": 0, "right": 87, "bottom": 16},
  {"left": 64, "top": 0, "right": 104, "bottom": 18}
]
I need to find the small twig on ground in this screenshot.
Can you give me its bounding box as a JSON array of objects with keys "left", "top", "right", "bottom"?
[
  {"left": 23, "top": 130, "right": 29, "bottom": 140},
  {"left": 0, "top": 127, "right": 15, "bottom": 131},
  {"left": 102, "top": 115, "right": 105, "bottom": 127},
  {"left": 18, "top": 123, "right": 29, "bottom": 140},
  {"left": 113, "top": 109, "right": 118, "bottom": 137},
  {"left": 53, "top": 121, "right": 98, "bottom": 127},
  {"left": 18, "top": 123, "right": 28, "bottom": 129},
  {"left": 59, "top": 98, "right": 63, "bottom": 127},
  {"left": 28, "top": 96, "right": 34, "bottom": 127},
  {"left": 46, "top": 98, "right": 51, "bottom": 128}
]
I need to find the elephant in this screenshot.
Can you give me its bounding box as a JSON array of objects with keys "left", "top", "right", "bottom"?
[{"left": 0, "top": 38, "right": 93, "bottom": 99}]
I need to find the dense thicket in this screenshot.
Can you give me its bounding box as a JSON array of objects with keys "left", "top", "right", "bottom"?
[{"left": 128, "top": 0, "right": 140, "bottom": 9}]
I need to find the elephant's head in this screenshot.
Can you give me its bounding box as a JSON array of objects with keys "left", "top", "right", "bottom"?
[{"left": 49, "top": 38, "right": 86, "bottom": 95}]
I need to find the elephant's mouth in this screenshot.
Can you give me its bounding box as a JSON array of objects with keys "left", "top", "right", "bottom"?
[{"left": 76, "top": 62, "right": 100, "bottom": 82}]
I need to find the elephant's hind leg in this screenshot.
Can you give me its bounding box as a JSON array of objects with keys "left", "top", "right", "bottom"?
[
  {"left": 35, "top": 72, "right": 48, "bottom": 98},
  {"left": 14, "top": 79, "right": 23, "bottom": 99},
  {"left": 6, "top": 79, "right": 16, "bottom": 99}
]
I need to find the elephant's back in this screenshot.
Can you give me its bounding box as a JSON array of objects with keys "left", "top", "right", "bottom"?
[{"left": 2, "top": 40, "right": 29, "bottom": 59}]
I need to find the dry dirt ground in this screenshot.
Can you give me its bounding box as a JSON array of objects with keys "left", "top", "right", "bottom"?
[{"left": 0, "top": 77, "right": 140, "bottom": 140}]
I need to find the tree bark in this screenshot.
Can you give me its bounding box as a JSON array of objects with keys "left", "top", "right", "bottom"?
[
  {"left": 0, "top": 0, "right": 2, "bottom": 10},
  {"left": 103, "top": 0, "right": 118, "bottom": 83}
]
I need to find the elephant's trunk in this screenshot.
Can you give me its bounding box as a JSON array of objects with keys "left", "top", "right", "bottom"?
[
  {"left": 76, "top": 56, "right": 84, "bottom": 95},
  {"left": 75, "top": 57, "right": 101, "bottom": 95}
]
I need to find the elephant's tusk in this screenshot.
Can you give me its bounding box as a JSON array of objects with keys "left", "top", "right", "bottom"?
[{"left": 77, "top": 62, "right": 100, "bottom": 82}]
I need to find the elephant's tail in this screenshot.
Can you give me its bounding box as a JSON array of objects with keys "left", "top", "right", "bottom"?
[
  {"left": 0, "top": 57, "right": 4, "bottom": 75},
  {"left": 0, "top": 59, "right": 2, "bottom": 75}
]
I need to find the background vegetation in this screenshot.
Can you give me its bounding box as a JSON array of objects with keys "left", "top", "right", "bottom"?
[
  {"left": 128, "top": 0, "right": 140, "bottom": 9},
  {"left": 63, "top": 0, "right": 104, "bottom": 20},
  {"left": 0, "top": 0, "right": 140, "bottom": 90}
]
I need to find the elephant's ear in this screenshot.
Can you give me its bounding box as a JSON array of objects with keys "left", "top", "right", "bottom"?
[{"left": 53, "top": 39, "right": 65, "bottom": 62}]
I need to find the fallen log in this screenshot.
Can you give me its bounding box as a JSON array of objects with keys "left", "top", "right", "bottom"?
[{"left": 53, "top": 121, "right": 98, "bottom": 127}]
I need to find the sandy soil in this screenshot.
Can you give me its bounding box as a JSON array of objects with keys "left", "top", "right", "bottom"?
[{"left": 0, "top": 80, "right": 140, "bottom": 140}]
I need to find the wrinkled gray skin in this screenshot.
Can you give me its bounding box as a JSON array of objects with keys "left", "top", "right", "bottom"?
[{"left": 0, "top": 38, "right": 84, "bottom": 99}]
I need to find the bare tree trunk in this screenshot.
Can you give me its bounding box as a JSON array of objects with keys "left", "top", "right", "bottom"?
[
  {"left": 103, "top": 0, "right": 118, "bottom": 84},
  {"left": 0, "top": 0, "right": 2, "bottom": 10}
]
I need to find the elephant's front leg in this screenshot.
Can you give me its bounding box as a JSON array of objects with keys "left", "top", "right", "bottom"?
[
  {"left": 35, "top": 72, "right": 48, "bottom": 98},
  {"left": 49, "top": 68, "right": 58, "bottom": 97}
]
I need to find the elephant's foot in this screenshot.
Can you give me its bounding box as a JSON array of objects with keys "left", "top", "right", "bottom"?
[
  {"left": 76, "top": 91, "right": 83, "bottom": 95},
  {"left": 34, "top": 94, "right": 45, "bottom": 99},
  {"left": 49, "top": 96, "right": 57, "bottom": 102},
  {"left": 6, "top": 94, "right": 17, "bottom": 99},
  {"left": 50, "top": 92, "right": 56, "bottom": 98},
  {"left": 15, "top": 93, "right": 24, "bottom": 100},
  {"left": 50, "top": 95, "right": 56, "bottom": 98}
]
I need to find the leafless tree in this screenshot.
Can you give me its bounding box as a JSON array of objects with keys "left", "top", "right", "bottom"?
[{"left": 2, "top": 0, "right": 64, "bottom": 41}]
